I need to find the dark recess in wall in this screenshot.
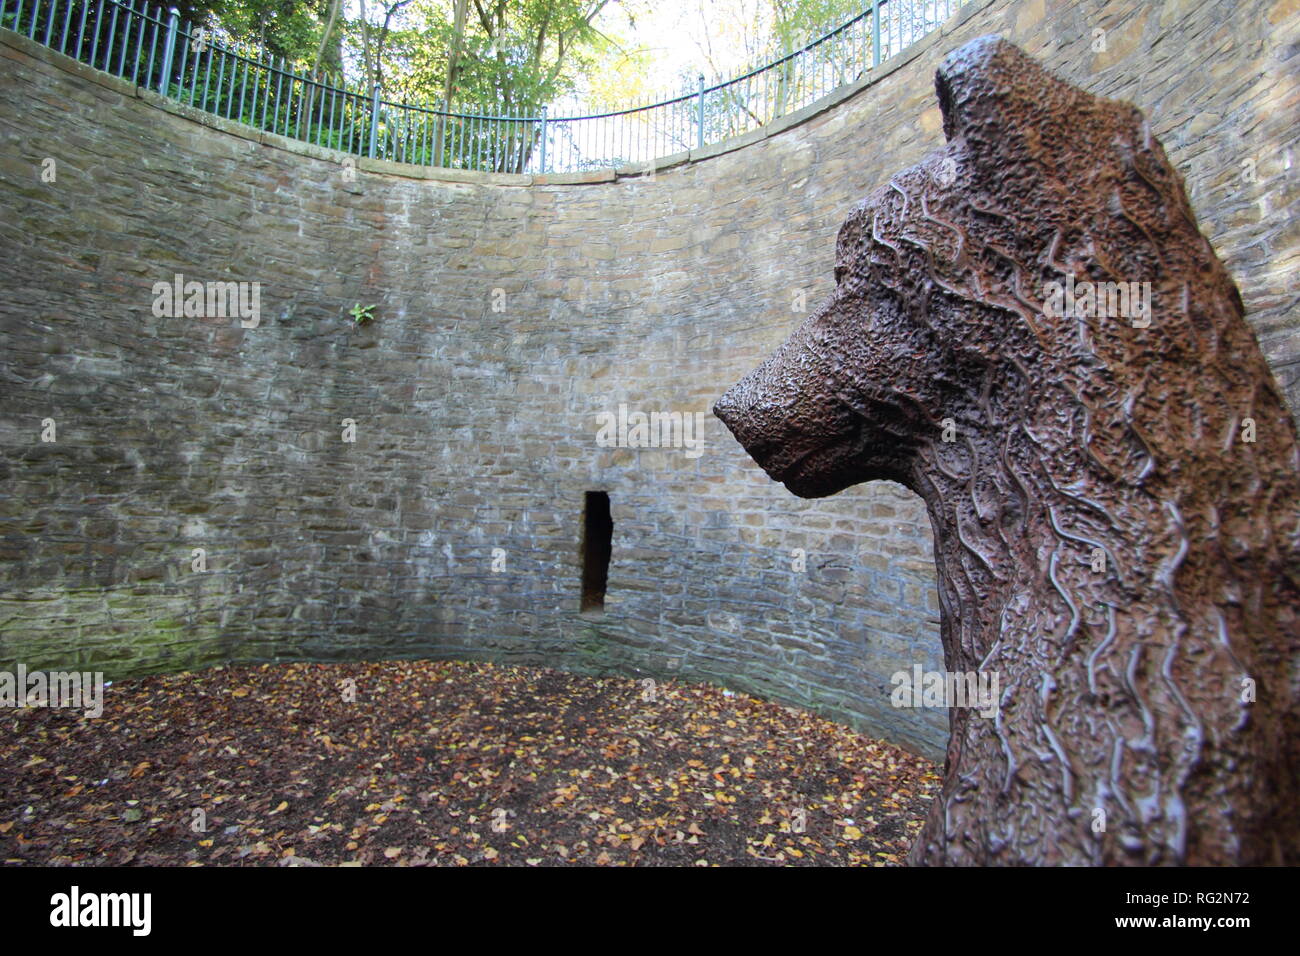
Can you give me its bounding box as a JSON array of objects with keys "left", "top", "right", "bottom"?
[{"left": 581, "top": 491, "right": 612, "bottom": 613}]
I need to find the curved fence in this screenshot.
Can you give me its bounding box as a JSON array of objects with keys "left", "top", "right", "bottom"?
[{"left": 1, "top": 0, "right": 971, "bottom": 173}]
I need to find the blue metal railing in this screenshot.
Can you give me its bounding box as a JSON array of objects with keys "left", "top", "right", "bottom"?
[{"left": 0, "top": 0, "right": 971, "bottom": 173}]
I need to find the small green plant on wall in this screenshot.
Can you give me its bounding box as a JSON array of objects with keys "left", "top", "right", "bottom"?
[{"left": 349, "top": 303, "right": 376, "bottom": 326}]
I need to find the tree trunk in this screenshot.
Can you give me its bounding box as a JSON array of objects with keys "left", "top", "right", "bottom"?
[{"left": 435, "top": 0, "right": 470, "bottom": 167}]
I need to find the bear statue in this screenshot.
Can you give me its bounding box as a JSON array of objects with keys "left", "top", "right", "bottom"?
[{"left": 714, "top": 35, "right": 1300, "bottom": 865}]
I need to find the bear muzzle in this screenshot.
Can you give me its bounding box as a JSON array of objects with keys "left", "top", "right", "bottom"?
[{"left": 714, "top": 345, "right": 874, "bottom": 498}]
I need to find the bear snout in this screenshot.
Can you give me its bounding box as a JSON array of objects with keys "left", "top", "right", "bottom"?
[
  {"left": 715, "top": 332, "right": 873, "bottom": 498},
  {"left": 710, "top": 387, "right": 742, "bottom": 434},
  {"left": 713, "top": 369, "right": 782, "bottom": 468}
]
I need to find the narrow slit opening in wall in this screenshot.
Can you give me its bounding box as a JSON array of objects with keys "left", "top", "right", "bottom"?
[{"left": 581, "top": 491, "right": 612, "bottom": 613}]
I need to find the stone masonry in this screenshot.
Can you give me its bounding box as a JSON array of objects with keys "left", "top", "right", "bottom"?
[{"left": 1, "top": 0, "right": 1297, "bottom": 758}]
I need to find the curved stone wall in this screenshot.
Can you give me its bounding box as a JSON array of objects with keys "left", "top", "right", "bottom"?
[{"left": 1, "top": 0, "right": 1296, "bottom": 758}]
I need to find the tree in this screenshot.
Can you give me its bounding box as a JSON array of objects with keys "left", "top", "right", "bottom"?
[
  {"left": 312, "top": 0, "right": 345, "bottom": 75},
  {"left": 433, "top": 0, "right": 471, "bottom": 163},
  {"left": 202, "top": 0, "right": 332, "bottom": 63},
  {"left": 689, "top": 0, "right": 867, "bottom": 132},
  {"left": 356, "top": 0, "right": 416, "bottom": 97}
]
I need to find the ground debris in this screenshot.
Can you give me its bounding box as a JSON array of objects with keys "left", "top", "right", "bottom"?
[{"left": 0, "top": 661, "right": 939, "bottom": 866}]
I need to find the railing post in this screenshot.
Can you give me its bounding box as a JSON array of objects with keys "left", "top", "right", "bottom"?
[
  {"left": 696, "top": 73, "right": 705, "bottom": 149},
  {"left": 368, "top": 84, "right": 380, "bottom": 158},
  {"left": 871, "top": 1, "right": 881, "bottom": 68},
  {"left": 434, "top": 99, "right": 446, "bottom": 168},
  {"left": 158, "top": 7, "right": 179, "bottom": 95},
  {"left": 538, "top": 106, "right": 547, "bottom": 173}
]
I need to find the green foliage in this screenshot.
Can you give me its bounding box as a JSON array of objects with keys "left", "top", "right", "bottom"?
[
  {"left": 349, "top": 303, "right": 377, "bottom": 325},
  {"left": 22, "top": 0, "right": 889, "bottom": 172},
  {"left": 769, "top": 0, "right": 867, "bottom": 56},
  {"left": 193, "top": 0, "right": 334, "bottom": 64},
  {"left": 361, "top": 0, "right": 613, "bottom": 115}
]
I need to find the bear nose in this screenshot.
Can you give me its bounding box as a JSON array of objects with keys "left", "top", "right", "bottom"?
[
  {"left": 714, "top": 379, "right": 763, "bottom": 446},
  {"left": 712, "top": 388, "right": 741, "bottom": 430},
  {"left": 714, "top": 375, "right": 774, "bottom": 461}
]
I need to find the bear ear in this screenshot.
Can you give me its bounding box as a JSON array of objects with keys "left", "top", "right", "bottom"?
[{"left": 934, "top": 36, "right": 1066, "bottom": 143}]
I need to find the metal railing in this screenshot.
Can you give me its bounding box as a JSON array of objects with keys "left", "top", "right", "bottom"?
[{"left": 1, "top": 0, "right": 971, "bottom": 173}]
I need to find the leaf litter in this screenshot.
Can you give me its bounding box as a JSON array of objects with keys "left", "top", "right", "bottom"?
[{"left": 0, "top": 661, "right": 939, "bottom": 866}]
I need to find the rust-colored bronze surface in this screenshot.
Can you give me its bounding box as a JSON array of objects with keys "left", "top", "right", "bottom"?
[{"left": 714, "top": 36, "right": 1300, "bottom": 865}]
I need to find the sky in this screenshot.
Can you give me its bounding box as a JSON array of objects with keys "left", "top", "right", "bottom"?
[
  {"left": 592, "top": 0, "right": 808, "bottom": 99},
  {"left": 601, "top": 1, "right": 762, "bottom": 90},
  {"left": 344, "top": 0, "right": 834, "bottom": 97},
  {"left": 339, "top": 0, "right": 871, "bottom": 109}
]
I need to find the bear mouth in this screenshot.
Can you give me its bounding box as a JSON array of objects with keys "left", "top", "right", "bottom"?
[
  {"left": 767, "top": 427, "right": 864, "bottom": 498},
  {"left": 716, "top": 374, "right": 905, "bottom": 498}
]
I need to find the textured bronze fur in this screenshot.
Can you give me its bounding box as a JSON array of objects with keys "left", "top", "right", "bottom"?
[{"left": 714, "top": 37, "right": 1300, "bottom": 865}]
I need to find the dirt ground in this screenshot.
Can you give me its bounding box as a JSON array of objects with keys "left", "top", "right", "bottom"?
[{"left": 0, "top": 660, "right": 940, "bottom": 866}]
